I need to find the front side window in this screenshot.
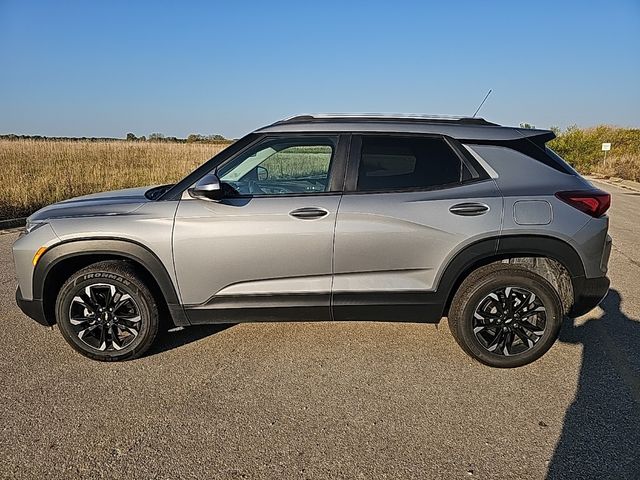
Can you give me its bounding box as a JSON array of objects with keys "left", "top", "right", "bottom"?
[
  {"left": 356, "top": 136, "right": 463, "bottom": 191},
  {"left": 217, "top": 137, "right": 336, "bottom": 196}
]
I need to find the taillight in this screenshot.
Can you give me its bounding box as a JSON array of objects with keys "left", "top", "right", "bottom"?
[{"left": 555, "top": 189, "right": 611, "bottom": 217}]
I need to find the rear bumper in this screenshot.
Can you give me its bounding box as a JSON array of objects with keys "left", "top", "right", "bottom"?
[
  {"left": 15, "top": 287, "right": 51, "bottom": 326},
  {"left": 570, "top": 276, "right": 610, "bottom": 317}
]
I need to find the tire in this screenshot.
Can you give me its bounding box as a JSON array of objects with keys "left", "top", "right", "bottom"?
[
  {"left": 55, "top": 260, "right": 159, "bottom": 361},
  {"left": 448, "top": 263, "right": 563, "bottom": 368}
]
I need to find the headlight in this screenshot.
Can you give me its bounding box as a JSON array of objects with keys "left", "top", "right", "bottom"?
[{"left": 25, "top": 219, "right": 48, "bottom": 234}]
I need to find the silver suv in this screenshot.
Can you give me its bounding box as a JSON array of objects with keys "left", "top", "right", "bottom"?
[{"left": 13, "top": 114, "right": 612, "bottom": 367}]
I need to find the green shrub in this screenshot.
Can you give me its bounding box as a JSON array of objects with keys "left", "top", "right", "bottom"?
[{"left": 549, "top": 125, "right": 640, "bottom": 176}]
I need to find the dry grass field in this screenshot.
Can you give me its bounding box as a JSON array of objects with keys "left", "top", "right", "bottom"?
[
  {"left": 590, "top": 154, "right": 640, "bottom": 182},
  {"left": 0, "top": 140, "right": 229, "bottom": 219}
]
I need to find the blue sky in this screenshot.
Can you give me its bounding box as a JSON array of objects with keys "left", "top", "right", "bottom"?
[{"left": 1, "top": 0, "right": 638, "bottom": 138}]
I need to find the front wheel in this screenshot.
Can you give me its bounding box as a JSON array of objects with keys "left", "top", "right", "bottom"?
[
  {"left": 55, "top": 261, "right": 159, "bottom": 361},
  {"left": 448, "top": 264, "right": 563, "bottom": 368}
]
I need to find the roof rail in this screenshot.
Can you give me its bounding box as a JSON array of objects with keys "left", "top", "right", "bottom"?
[{"left": 271, "top": 113, "right": 499, "bottom": 127}]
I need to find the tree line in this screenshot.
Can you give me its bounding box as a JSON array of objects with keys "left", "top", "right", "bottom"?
[{"left": 0, "top": 133, "right": 233, "bottom": 144}]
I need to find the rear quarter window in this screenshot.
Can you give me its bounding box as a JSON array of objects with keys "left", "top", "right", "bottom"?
[
  {"left": 465, "top": 138, "right": 577, "bottom": 175},
  {"left": 545, "top": 147, "right": 580, "bottom": 175},
  {"left": 463, "top": 144, "right": 583, "bottom": 195}
]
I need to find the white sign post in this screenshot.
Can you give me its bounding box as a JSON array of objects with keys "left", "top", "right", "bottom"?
[{"left": 602, "top": 143, "right": 611, "bottom": 166}]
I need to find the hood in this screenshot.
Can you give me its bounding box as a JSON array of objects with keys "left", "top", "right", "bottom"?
[{"left": 28, "top": 185, "right": 156, "bottom": 223}]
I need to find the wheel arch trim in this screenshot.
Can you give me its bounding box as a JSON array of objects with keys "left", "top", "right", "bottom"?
[
  {"left": 435, "top": 234, "right": 586, "bottom": 313},
  {"left": 33, "top": 238, "right": 181, "bottom": 307}
]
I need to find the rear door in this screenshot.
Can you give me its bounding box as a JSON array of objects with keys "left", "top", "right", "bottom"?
[{"left": 332, "top": 134, "right": 502, "bottom": 321}]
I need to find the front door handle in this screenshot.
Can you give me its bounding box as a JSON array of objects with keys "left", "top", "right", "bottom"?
[
  {"left": 449, "top": 202, "right": 490, "bottom": 216},
  {"left": 289, "top": 207, "right": 329, "bottom": 219}
]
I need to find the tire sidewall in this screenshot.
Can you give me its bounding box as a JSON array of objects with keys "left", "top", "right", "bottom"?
[
  {"left": 56, "top": 268, "right": 155, "bottom": 361},
  {"left": 455, "top": 270, "right": 563, "bottom": 368}
]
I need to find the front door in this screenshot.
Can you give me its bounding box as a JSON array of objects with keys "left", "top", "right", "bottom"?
[{"left": 173, "top": 135, "right": 347, "bottom": 324}]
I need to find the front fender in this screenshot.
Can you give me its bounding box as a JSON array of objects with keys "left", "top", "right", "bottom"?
[{"left": 32, "top": 238, "right": 187, "bottom": 325}]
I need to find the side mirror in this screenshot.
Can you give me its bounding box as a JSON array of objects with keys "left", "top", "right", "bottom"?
[
  {"left": 188, "top": 173, "right": 223, "bottom": 201},
  {"left": 256, "top": 165, "right": 269, "bottom": 181}
]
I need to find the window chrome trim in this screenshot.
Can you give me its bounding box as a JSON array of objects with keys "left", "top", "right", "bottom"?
[{"left": 463, "top": 144, "right": 499, "bottom": 179}]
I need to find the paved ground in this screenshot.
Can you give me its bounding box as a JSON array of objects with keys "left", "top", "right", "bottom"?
[{"left": 0, "top": 180, "right": 638, "bottom": 480}]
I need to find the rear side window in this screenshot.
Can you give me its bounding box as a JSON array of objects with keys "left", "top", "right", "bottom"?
[{"left": 356, "top": 136, "right": 462, "bottom": 191}]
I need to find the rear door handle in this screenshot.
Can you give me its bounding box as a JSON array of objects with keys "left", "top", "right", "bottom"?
[
  {"left": 289, "top": 207, "right": 329, "bottom": 219},
  {"left": 449, "top": 202, "right": 490, "bottom": 216}
]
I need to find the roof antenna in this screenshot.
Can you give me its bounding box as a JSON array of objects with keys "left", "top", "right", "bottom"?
[{"left": 472, "top": 89, "right": 492, "bottom": 118}]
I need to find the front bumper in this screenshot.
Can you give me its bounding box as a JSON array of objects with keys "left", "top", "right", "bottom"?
[
  {"left": 570, "top": 276, "right": 610, "bottom": 317},
  {"left": 15, "top": 287, "right": 51, "bottom": 326}
]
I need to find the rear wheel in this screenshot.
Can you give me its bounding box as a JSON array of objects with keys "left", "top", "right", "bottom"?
[
  {"left": 55, "top": 261, "right": 159, "bottom": 361},
  {"left": 448, "top": 264, "right": 563, "bottom": 368}
]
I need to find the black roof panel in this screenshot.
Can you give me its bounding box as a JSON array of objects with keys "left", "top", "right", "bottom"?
[
  {"left": 256, "top": 114, "right": 554, "bottom": 143},
  {"left": 270, "top": 114, "right": 498, "bottom": 127}
]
